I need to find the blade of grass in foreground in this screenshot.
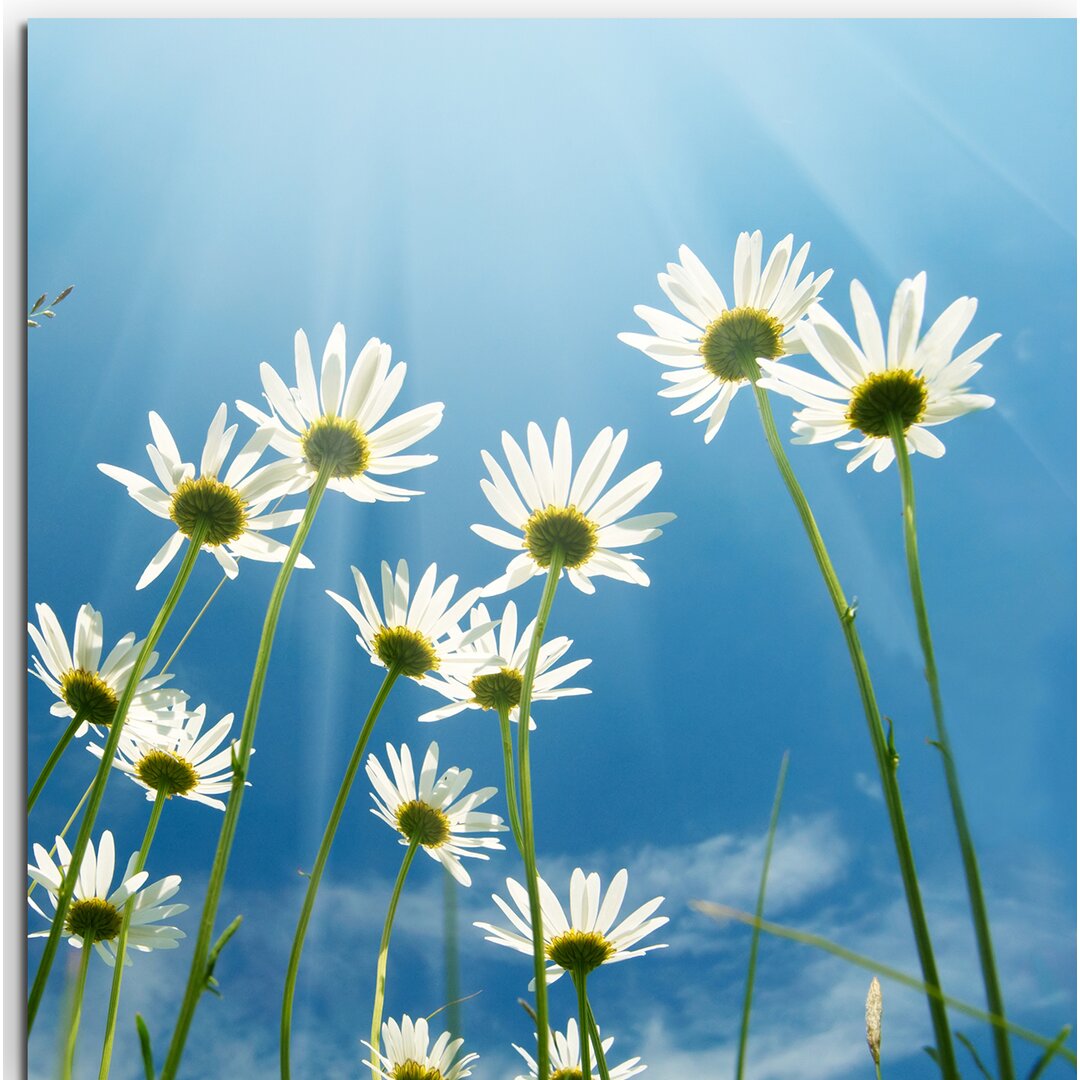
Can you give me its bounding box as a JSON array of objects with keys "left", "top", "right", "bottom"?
[
  {"left": 736, "top": 751, "right": 790, "bottom": 1080},
  {"left": 692, "top": 901, "right": 1076, "bottom": 1068}
]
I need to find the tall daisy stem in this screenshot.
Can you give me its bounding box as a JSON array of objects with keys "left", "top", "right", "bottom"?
[
  {"left": 29, "top": 779, "right": 95, "bottom": 898},
  {"left": 97, "top": 786, "right": 169, "bottom": 1080},
  {"left": 573, "top": 972, "right": 591, "bottom": 1079},
  {"left": 516, "top": 551, "right": 565, "bottom": 1080},
  {"left": 496, "top": 704, "right": 525, "bottom": 851},
  {"left": 369, "top": 835, "right": 421, "bottom": 1080},
  {"left": 61, "top": 935, "right": 93, "bottom": 1080},
  {"left": 585, "top": 994, "right": 611, "bottom": 1080},
  {"left": 888, "top": 419, "right": 1014, "bottom": 1080},
  {"left": 160, "top": 466, "right": 333, "bottom": 1080},
  {"left": 746, "top": 376, "right": 958, "bottom": 1080},
  {"left": 280, "top": 665, "right": 401, "bottom": 1080},
  {"left": 28, "top": 521, "right": 209, "bottom": 1031},
  {"left": 27, "top": 705, "right": 89, "bottom": 812}
]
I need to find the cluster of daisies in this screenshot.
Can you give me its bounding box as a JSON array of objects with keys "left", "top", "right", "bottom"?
[{"left": 29, "top": 227, "right": 997, "bottom": 1077}]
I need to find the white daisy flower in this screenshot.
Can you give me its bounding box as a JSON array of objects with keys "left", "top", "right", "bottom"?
[
  {"left": 418, "top": 601, "right": 591, "bottom": 728},
  {"left": 86, "top": 704, "right": 250, "bottom": 811},
  {"left": 236, "top": 323, "right": 443, "bottom": 503},
  {"left": 475, "top": 867, "right": 667, "bottom": 984},
  {"left": 366, "top": 741, "right": 506, "bottom": 887},
  {"left": 28, "top": 602, "right": 187, "bottom": 739},
  {"left": 472, "top": 418, "right": 675, "bottom": 596},
  {"left": 326, "top": 560, "right": 500, "bottom": 681},
  {"left": 618, "top": 232, "right": 832, "bottom": 443},
  {"left": 514, "top": 1018, "right": 646, "bottom": 1080},
  {"left": 365, "top": 1015, "right": 478, "bottom": 1080},
  {"left": 27, "top": 830, "right": 186, "bottom": 966},
  {"left": 757, "top": 274, "right": 998, "bottom": 473},
  {"left": 98, "top": 404, "right": 312, "bottom": 590}
]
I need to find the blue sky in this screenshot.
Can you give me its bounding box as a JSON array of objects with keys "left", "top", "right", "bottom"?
[{"left": 27, "top": 18, "right": 1075, "bottom": 1079}]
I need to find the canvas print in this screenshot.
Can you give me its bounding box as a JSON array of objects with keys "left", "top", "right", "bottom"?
[{"left": 25, "top": 18, "right": 1076, "bottom": 1080}]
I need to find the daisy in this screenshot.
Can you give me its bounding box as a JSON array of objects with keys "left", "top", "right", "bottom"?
[
  {"left": 86, "top": 704, "right": 250, "bottom": 811},
  {"left": 475, "top": 867, "right": 667, "bottom": 983},
  {"left": 98, "top": 404, "right": 312, "bottom": 590},
  {"left": 757, "top": 274, "right": 998, "bottom": 472},
  {"left": 418, "top": 601, "right": 591, "bottom": 727},
  {"left": 365, "top": 1015, "right": 478, "bottom": 1080},
  {"left": 472, "top": 418, "right": 675, "bottom": 595},
  {"left": 514, "top": 1018, "right": 646, "bottom": 1080},
  {"left": 27, "top": 830, "right": 186, "bottom": 966},
  {"left": 28, "top": 602, "right": 187, "bottom": 738},
  {"left": 618, "top": 232, "right": 832, "bottom": 442},
  {"left": 366, "top": 742, "right": 506, "bottom": 886},
  {"left": 236, "top": 323, "right": 443, "bottom": 503},
  {"left": 327, "top": 560, "right": 500, "bottom": 681}
]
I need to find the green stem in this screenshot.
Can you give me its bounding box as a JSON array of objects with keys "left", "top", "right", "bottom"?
[
  {"left": 163, "top": 572, "right": 228, "bottom": 673},
  {"left": 736, "top": 751, "right": 789, "bottom": 1080},
  {"left": 875, "top": 1059, "right": 883, "bottom": 1080},
  {"left": 443, "top": 872, "right": 462, "bottom": 1040},
  {"left": 160, "top": 467, "right": 332, "bottom": 1080},
  {"left": 29, "top": 780, "right": 95, "bottom": 899},
  {"left": 369, "top": 836, "right": 421, "bottom": 1080},
  {"left": 97, "top": 786, "right": 169, "bottom": 1080},
  {"left": 888, "top": 419, "right": 1015, "bottom": 1080},
  {"left": 585, "top": 994, "right": 610, "bottom": 1080},
  {"left": 281, "top": 665, "right": 400, "bottom": 1080},
  {"left": 516, "top": 552, "right": 564, "bottom": 1080},
  {"left": 573, "top": 971, "right": 591, "bottom": 1079},
  {"left": 747, "top": 376, "right": 958, "bottom": 1079},
  {"left": 496, "top": 704, "right": 525, "bottom": 851},
  {"left": 62, "top": 938, "right": 93, "bottom": 1080},
  {"left": 692, "top": 900, "right": 1076, "bottom": 1066},
  {"left": 27, "top": 706, "right": 89, "bottom": 813},
  {"left": 28, "top": 521, "right": 208, "bottom": 1031}
]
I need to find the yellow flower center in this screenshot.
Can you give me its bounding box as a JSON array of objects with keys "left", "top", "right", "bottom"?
[
  {"left": 523, "top": 506, "right": 598, "bottom": 569},
  {"left": 395, "top": 800, "right": 452, "bottom": 848},
  {"left": 846, "top": 369, "right": 929, "bottom": 438},
  {"left": 700, "top": 306, "right": 785, "bottom": 382},
  {"left": 60, "top": 668, "right": 119, "bottom": 726},
  {"left": 135, "top": 749, "right": 200, "bottom": 797},
  {"left": 551, "top": 1070, "right": 584, "bottom": 1080},
  {"left": 469, "top": 667, "right": 523, "bottom": 711},
  {"left": 65, "top": 897, "right": 123, "bottom": 943},
  {"left": 391, "top": 1063, "right": 443, "bottom": 1080},
  {"left": 545, "top": 929, "right": 616, "bottom": 975},
  {"left": 372, "top": 626, "right": 439, "bottom": 679},
  {"left": 300, "top": 415, "right": 370, "bottom": 478},
  {"left": 169, "top": 476, "right": 248, "bottom": 546}
]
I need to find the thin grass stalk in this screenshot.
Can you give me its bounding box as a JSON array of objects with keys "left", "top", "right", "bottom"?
[
  {"left": 888, "top": 417, "right": 1015, "bottom": 1080},
  {"left": 745, "top": 375, "right": 958, "bottom": 1078},
  {"left": 162, "top": 572, "right": 228, "bottom": 673},
  {"left": 281, "top": 665, "right": 400, "bottom": 1080},
  {"left": 515, "top": 551, "right": 565, "bottom": 1080},
  {"left": 585, "top": 995, "right": 611, "bottom": 1080},
  {"left": 692, "top": 901, "right": 1076, "bottom": 1067},
  {"left": 97, "top": 786, "right": 169, "bottom": 1079},
  {"left": 61, "top": 938, "right": 93, "bottom": 1080},
  {"left": 442, "top": 872, "right": 462, "bottom": 1040},
  {"left": 29, "top": 779, "right": 95, "bottom": 899},
  {"left": 736, "top": 750, "right": 790, "bottom": 1080},
  {"left": 369, "top": 836, "right": 422, "bottom": 1079},
  {"left": 28, "top": 520, "right": 209, "bottom": 1031},
  {"left": 496, "top": 703, "right": 525, "bottom": 851},
  {"left": 27, "top": 706, "right": 90, "bottom": 812},
  {"left": 159, "top": 466, "right": 333, "bottom": 1080}
]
